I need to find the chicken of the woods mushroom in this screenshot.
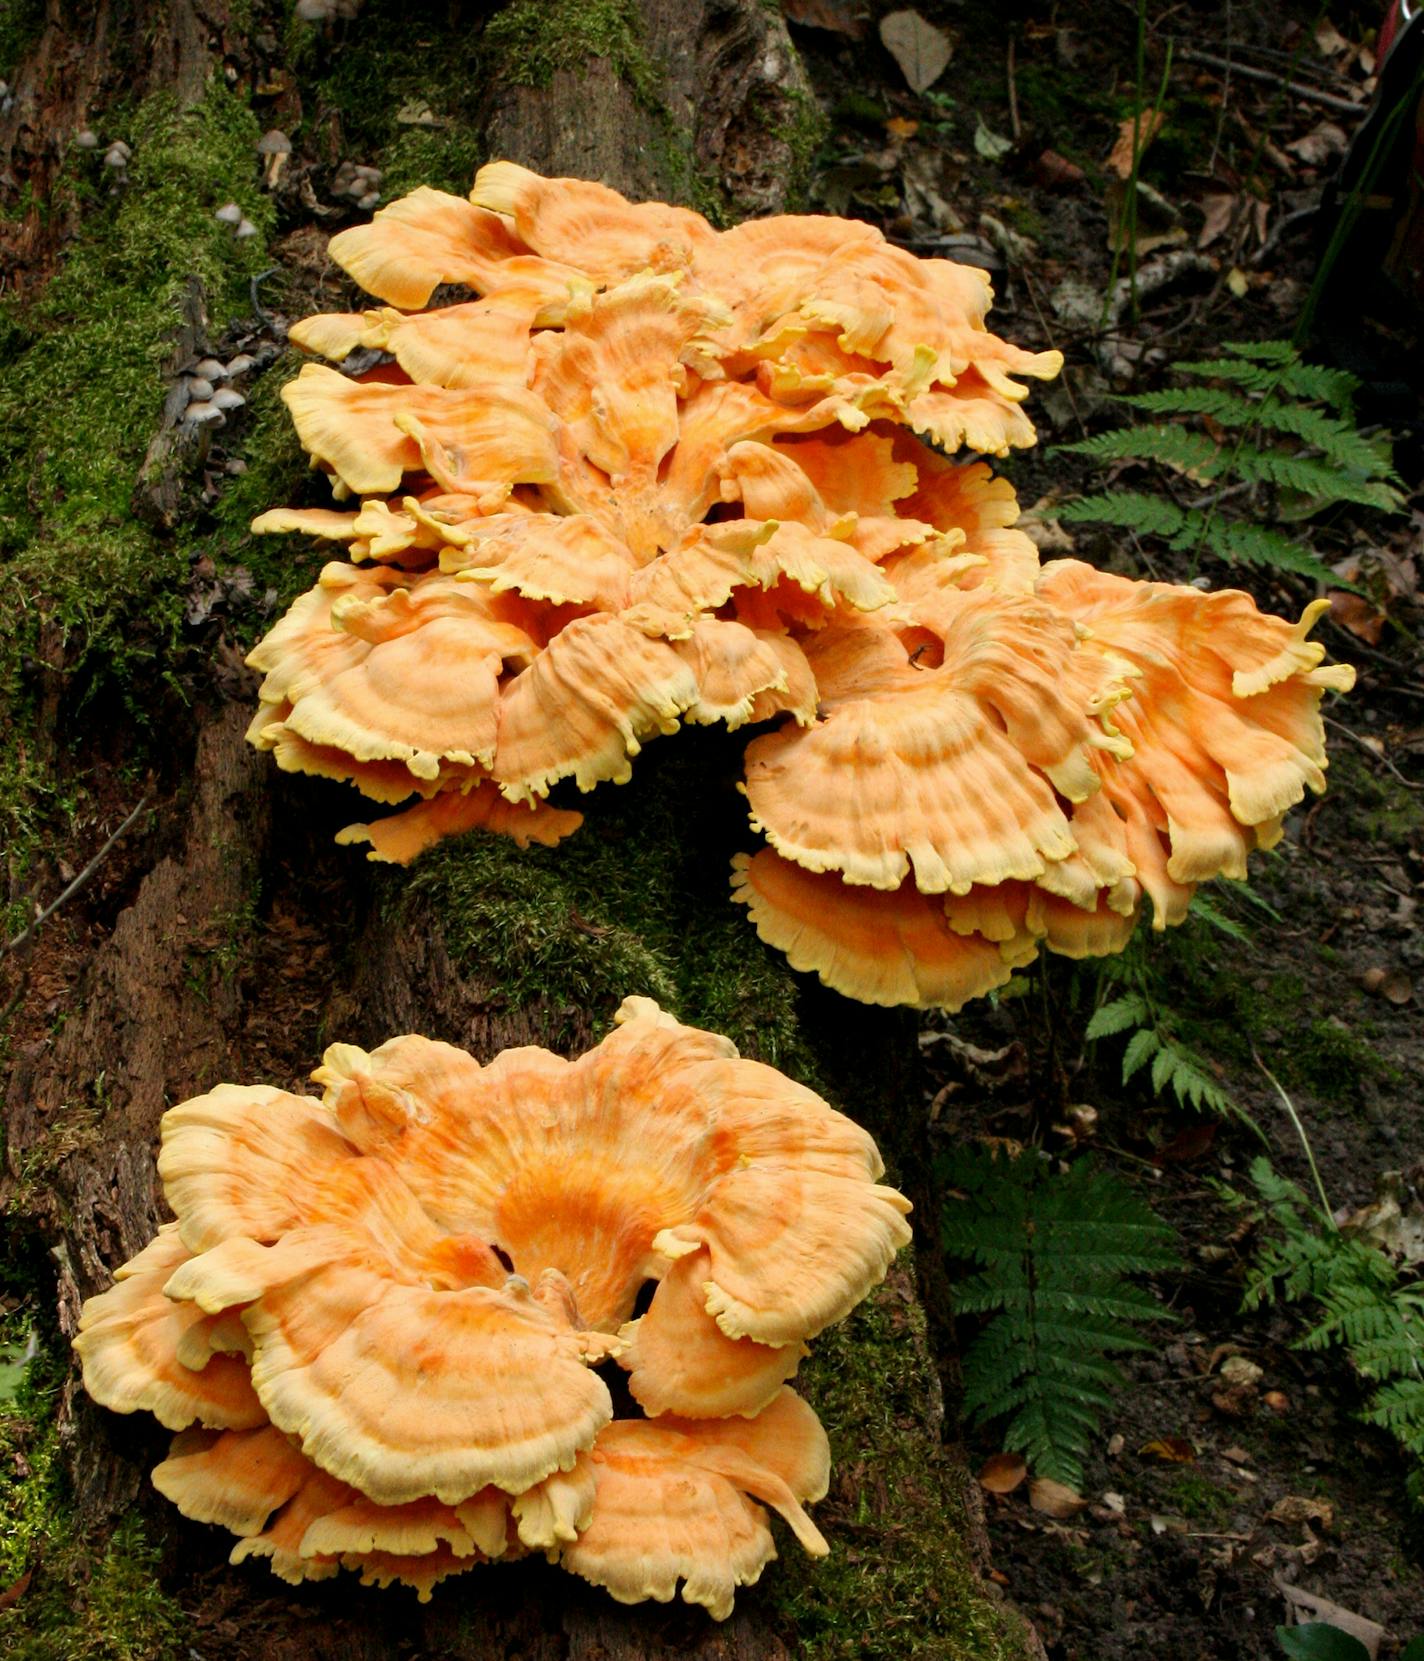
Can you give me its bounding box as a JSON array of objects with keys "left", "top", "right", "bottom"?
[
  {"left": 75, "top": 997, "right": 911, "bottom": 1617},
  {"left": 249, "top": 162, "right": 1354, "bottom": 1011}
]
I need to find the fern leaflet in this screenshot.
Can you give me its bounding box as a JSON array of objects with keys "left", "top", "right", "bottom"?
[{"left": 940, "top": 1146, "right": 1178, "bottom": 1488}]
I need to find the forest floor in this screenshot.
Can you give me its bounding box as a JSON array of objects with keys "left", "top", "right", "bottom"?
[
  {"left": 782, "top": 1, "right": 1424, "bottom": 1657},
  {"left": 1, "top": 0, "right": 1422, "bottom": 1657}
]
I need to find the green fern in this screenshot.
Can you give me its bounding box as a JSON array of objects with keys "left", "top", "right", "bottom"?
[
  {"left": 940, "top": 1145, "right": 1179, "bottom": 1488},
  {"left": 1056, "top": 340, "right": 1403, "bottom": 583},
  {"left": 1236, "top": 1157, "right": 1424, "bottom": 1505},
  {"left": 1083, "top": 891, "right": 1246, "bottom": 1122}
]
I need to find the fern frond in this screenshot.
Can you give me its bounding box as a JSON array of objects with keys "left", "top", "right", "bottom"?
[
  {"left": 1115, "top": 386, "right": 1258, "bottom": 423},
  {"left": 1200, "top": 521, "right": 1338, "bottom": 584},
  {"left": 941, "top": 1149, "right": 1177, "bottom": 1485},
  {"left": 1085, "top": 993, "right": 1149, "bottom": 1040},
  {"left": 1121, "top": 1026, "right": 1160, "bottom": 1081},
  {"left": 1056, "top": 491, "right": 1187, "bottom": 536},
  {"left": 1230, "top": 449, "right": 1402, "bottom": 511},
  {"left": 1253, "top": 399, "right": 1386, "bottom": 476},
  {"left": 1172, "top": 356, "right": 1287, "bottom": 394},
  {"left": 1218, "top": 340, "right": 1298, "bottom": 365},
  {"left": 1186, "top": 892, "right": 1251, "bottom": 943},
  {"left": 1057, "top": 426, "right": 1221, "bottom": 473}
]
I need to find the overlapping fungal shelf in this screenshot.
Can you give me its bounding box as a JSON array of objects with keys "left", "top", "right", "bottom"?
[
  {"left": 76, "top": 997, "right": 911, "bottom": 1616},
  {"left": 248, "top": 162, "right": 1354, "bottom": 1009}
]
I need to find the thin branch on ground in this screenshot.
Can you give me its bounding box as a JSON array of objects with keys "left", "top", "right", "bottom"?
[{"left": 2, "top": 794, "right": 153, "bottom": 957}]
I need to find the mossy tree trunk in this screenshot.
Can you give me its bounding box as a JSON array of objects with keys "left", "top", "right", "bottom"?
[{"left": 0, "top": 5, "right": 1038, "bottom": 1657}]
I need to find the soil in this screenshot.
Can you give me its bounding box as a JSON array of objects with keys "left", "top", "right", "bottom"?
[{"left": 2, "top": 0, "right": 1422, "bottom": 1657}]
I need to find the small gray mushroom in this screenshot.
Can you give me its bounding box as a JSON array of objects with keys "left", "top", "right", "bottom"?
[
  {"left": 192, "top": 357, "right": 228, "bottom": 381},
  {"left": 185, "top": 401, "right": 225, "bottom": 426},
  {"left": 211, "top": 387, "right": 247, "bottom": 411},
  {"left": 235, "top": 217, "right": 258, "bottom": 240},
  {"left": 186, "top": 377, "right": 215, "bottom": 402},
  {"left": 224, "top": 354, "right": 258, "bottom": 376},
  {"left": 356, "top": 191, "right": 380, "bottom": 211},
  {"left": 215, "top": 202, "right": 243, "bottom": 226},
  {"left": 75, "top": 130, "right": 99, "bottom": 150}
]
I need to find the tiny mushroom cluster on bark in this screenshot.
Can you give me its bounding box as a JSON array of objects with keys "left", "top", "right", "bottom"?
[
  {"left": 246, "top": 163, "right": 1354, "bottom": 1012},
  {"left": 76, "top": 998, "right": 911, "bottom": 1616}
]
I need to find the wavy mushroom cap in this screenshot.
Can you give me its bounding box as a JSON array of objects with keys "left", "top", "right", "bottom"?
[{"left": 76, "top": 1005, "right": 892, "bottom": 1614}]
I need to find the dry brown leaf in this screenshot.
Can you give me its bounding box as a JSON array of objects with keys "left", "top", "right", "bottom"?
[
  {"left": 1106, "top": 109, "right": 1166, "bottom": 178},
  {"left": 781, "top": 0, "right": 869, "bottom": 34},
  {"left": 1034, "top": 149, "right": 1085, "bottom": 188},
  {"left": 1328, "top": 589, "right": 1387, "bottom": 644},
  {"left": 1197, "top": 193, "right": 1237, "bottom": 250},
  {"left": 879, "top": 8, "right": 953, "bottom": 92},
  {"left": 1289, "top": 121, "right": 1349, "bottom": 166},
  {"left": 1263, "top": 1390, "right": 1290, "bottom": 1414},
  {"left": 1156, "top": 1122, "right": 1217, "bottom": 1165},
  {"left": 885, "top": 116, "right": 919, "bottom": 140},
  {"left": 1139, "top": 1436, "right": 1196, "bottom": 1464},
  {"left": 979, "top": 1452, "right": 1028, "bottom": 1494},
  {"left": 0, "top": 1568, "right": 31, "bottom": 1613},
  {"left": 1276, "top": 1579, "right": 1384, "bottom": 1658},
  {"left": 1029, "top": 1477, "right": 1088, "bottom": 1518},
  {"left": 1219, "top": 1355, "right": 1264, "bottom": 1388},
  {"left": 1314, "top": 18, "right": 1351, "bottom": 56},
  {"left": 1268, "top": 1494, "right": 1334, "bottom": 1529}
]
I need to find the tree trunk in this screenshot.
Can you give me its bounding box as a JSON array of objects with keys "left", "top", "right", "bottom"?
[{"left": 0, "top": 5, "right": 1039, "bottom": 1657}]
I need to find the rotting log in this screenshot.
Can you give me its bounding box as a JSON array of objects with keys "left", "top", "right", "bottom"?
[{"left": 0, "top": 4, "right": 1041, "bottom": 1656}]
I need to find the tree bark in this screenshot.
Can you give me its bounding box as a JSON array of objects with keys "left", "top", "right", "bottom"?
[{"left": 0, "top": 5, "right": 1038, "bottom": 1657}]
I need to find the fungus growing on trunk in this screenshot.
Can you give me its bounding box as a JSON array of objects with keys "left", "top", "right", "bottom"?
[
  {"left": 247, "top": 165, "right": 1354, "bottom": 1011},
  {"left": 75, "top": 998, "right": 909, "bottom": 1613}
]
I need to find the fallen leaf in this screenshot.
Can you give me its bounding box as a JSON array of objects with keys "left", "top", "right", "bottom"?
[
  {"left": 396, "top": 99, "right": 443, "bottom": 127},
  {"left": 1156, "top": 1122, "right": 1217, "bottom": 1165},
  {"left": 1328, "top": 589, "right": 1386, "bottom": 644},
  {"left": 1219, "top": 1355, "right": 1264, "bottom": 1388},
  {"left": 1029, "top": 1477, "right": 1088, "bottom": 1518},
  {"left": 781, "top": 0, "right": 868, "bottom": 34},
  {"left": 1264, "top": 1390, "right": 1291, "bottom": 1414},
  {"left": 979, "top": 1452, "right": 1028, "bottom": 1494},
  {"left": 1106, "top": 109, "right": 1166, "bottom": 178},
  {"left": 0, "top": 1568, "right": 31, "bottom": 1614},
  {"left": 974, "top": 114, "right": 1013, "bottom": 161},
  {"left": 879, "top": 9, "right": 953, "bottom": 93},
  {"left": 1269, "top": 1495, "right": 1334, "bottom": 1530},
  {"left": 1034, "top": 149, "right": 1085, "bottom": 188},
  {"left": 1139, "top": 1436, "right": 1196, "bottom": 1464},
  {"left": 1226, "top": 266, "right": 1250, "bottom": 298},
  {"left": 885, "top": 116, "right": 919, "bottom": 139},
  {"left": 1314, "top": 19, "right": 1351, "bottom": 56},
  {"left": 1198, "top": 193, "right": 1237, "bottom": 249},
  {"left": 1276, "top": 1579, "right": 1384, "bottom": 1659},
  {"left": 1288, "top": 121, "right": 1349, "bottom": 166},
  {"left": 1221, "top": 1445, "right": 1253, "bottom": 1465}
]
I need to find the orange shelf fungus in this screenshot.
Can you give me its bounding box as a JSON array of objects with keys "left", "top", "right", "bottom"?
[
  {"left": 76, "top": 998, "right": 910, "bottom": 1613},
  {"left": 247, "top": 164, "right": 1354, "bottom": 1010}
]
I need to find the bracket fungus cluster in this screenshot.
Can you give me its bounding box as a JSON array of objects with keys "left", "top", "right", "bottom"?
[
  {"left": 76, "top": 998, "right": 911, "bottom": 1616},
  {"left": 249, "top": 162, "right": 1354, "bottom": 1009}
]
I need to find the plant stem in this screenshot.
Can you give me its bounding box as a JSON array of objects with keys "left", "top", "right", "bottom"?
[{"left": 1253, "top": 1048, "right": 1334, "bottom": 1222}]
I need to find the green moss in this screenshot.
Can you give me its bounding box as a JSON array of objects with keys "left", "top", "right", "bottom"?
[
  {"left": 768, "top": 86, "right": 830, "bottom": 211},
  {"left": 0, "top": 80, "right": 275, "bottom": 904},
  {"left": 482, "top": 0, "right": 659, "bottom": 104},
  {"left": 395, "top": 735, "right": 814, "bottom": 1077},
  {"left": 0, "top": 1256, "right": 183, "bottom": 1661},
  {"left": 1164, "top": 1472, "right": 1235, "bottom": 1523},
  {"left": 769, "top": 1273, "right": 1029, "bottom": 1661},
  {"left": 0, "top": 0, "right": 43, "bottom": 74}
]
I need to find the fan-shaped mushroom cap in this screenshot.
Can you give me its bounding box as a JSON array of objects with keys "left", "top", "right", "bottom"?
[
  {"left": 619, "top": 1247, "right": 805, "bottom": 1418},
  {"left": 471, "top": 161, "right": 719, "bottom": 285},
  {"left": 291, "top": 296, "right": 541, "bottom": 390},
  {"left": 336, "top": 781, "right": 583, "bottom": 865},
  {"left": 732, "top": 848, "right": 1034, "bottom": 1010},
  {"left": 1039, "top": 561, "right": 1354, "bottom": 881},
  {"left": 74, "top": 1227, "right": 264, "bottom": 1431},
  {"left": 281, "top": 364, "right": 559, "bottom": 498},
  {"left": 443, "top": 513, "right": 636, "bottom": 608},
  {"left": 743, "top": 589, "right": 1130, "bottom": 895},
  {"left": 559, "top": 1389, "right": 830, "bottom": 1620},
  {"left": 165, "top": 1229, "right": 611, "bottom": 1505},
  {"left": 327, "top": 186, "right": 579, "bottom": 312}
]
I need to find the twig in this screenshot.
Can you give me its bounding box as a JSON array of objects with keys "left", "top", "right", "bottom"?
[
  {"left": 2, "top": 794, "right": 152, "bottom": 957},
  {"left": 1323, "top": 715, "right": 1424, "bottom": 791},
  {"left": 1208, "top": 0, "right": 1232, "bottom": 174},
  {"left": 1019, "top": 267, "right": 1085, "bottom": 438},
  {"left": 1006, "top": 34, "right": 1022, "bottom": 143},
  {"left": 1175, "top": 46, "right": 1365, "bottom": 114},
  {"left": 1253, "top": 1048, "right": 1334, "bottom": 1220}
]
